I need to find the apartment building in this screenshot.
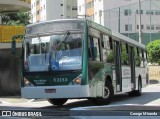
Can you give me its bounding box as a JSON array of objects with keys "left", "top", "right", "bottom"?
[
  {"left": 31, "top": 0, "right": 77, "bottom": 23},
  {"left": 78, "top": 0, "right": 160, "bottom": 35}
]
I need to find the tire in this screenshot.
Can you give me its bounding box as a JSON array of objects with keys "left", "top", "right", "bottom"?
[
  {"left": 134, "top": 79, "right": 142, "bottom": 96},
  {"left": 48, "top": 98, "right": 68, "bottom": 106},
  {"left": 92, "top": 81, "right": 114, "bottom": 105},
  {"left": 129, "top": 79, "right": 142, "bottom": 96}
]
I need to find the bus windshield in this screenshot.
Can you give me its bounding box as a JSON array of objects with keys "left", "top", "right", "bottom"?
[{"left": 24, "top": 32, "right": 83, "bottom": 72}]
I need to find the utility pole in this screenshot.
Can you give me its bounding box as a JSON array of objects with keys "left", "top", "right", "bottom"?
[{"left": 138, "top": 0, "right": 142, "bottom": 44}]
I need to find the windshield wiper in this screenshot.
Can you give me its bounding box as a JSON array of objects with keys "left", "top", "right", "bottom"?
[{"left": 63, "top": 31, "right": 70, "bottom": 42}]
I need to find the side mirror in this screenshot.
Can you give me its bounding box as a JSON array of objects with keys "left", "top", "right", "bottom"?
[{"left": 11, "top": 35, "right": 23, "bottom": 54}]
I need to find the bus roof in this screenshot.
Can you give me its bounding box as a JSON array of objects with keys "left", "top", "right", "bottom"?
[{"left": 26, "top": 19, "right": 85, "bottom": 27}]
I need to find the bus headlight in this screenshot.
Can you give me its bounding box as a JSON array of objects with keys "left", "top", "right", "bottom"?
[
  {"left": 24, "top": 78, "right": 34, "bottom": 87},
  {"left": 69, "top": 75, "right": 81, "bottom": 85}
]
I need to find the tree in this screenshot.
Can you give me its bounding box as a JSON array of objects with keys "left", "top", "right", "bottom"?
[
  {"left": 146, "top": 39, "right": 160, "bottom": 65},
  {"left": 2, "top": 12, "right": 30, "bottom": 25}
]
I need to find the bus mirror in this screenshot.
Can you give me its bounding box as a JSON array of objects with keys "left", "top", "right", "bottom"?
[{"left": 12, "top": 36, "right": 16, "bottom": 54}]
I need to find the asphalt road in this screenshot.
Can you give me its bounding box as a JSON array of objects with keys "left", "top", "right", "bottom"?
[{"left": 0, "top": 83, "right": 160, "bottom": 119}]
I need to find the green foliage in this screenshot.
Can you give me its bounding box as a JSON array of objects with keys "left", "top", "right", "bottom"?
[
  {"left": 2, "top": 12, "right": 30, "bottom": 26},
  {"left": 147, "top": 39, "right": 160, "bottom": 64}
]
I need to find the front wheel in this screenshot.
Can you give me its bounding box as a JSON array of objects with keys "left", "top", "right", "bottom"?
[
  {"left": 92, "top": 81, "right": 114, "bottom": 105},
  {"left": 48, "top": 98, "right": 68, "bottom": 106}
]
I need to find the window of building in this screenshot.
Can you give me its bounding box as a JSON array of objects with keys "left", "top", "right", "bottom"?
[
  {"left": 155, "top": 10, "right": 160, "bottom": 15},
  {"left": 146, "top": 25, "right": 150, "bottom": 30},
  {"left": 124, "top": 9, "right": 131, "bottom": 16},
  {"left": 79, "top": 6, "right": 81, "bottom": 12},
  {"left": 125, "top": 24, "right": 132, "bottom": 31},
  {"left": 137, "top": 25, "right": 144, "bottom": 29},
  {"left": 155, "top": 25, "right": 160, "bottom": 30},
  {"left": 146, "top": 10, "right": 154, "bottom": 15},
  {"left": 151, "top": 25, "right": 154, "bottom": 30},
  {"left": 37, "top": 10, "right": 40, "bottom": 15},
  {"left": 136, "top": 10, "right": 143, "bottom": 14},
  {"left": 146, "top": 25, "right": 154, "bottom": 30},
  {"left": 72, "top": 6, "right": 77, "bottom": 10},
  {"left": 87, "top": 1, "right": 94, "bottom": 9},
  {"left": 36, "top": 0, "right": 39, "bottom": 5},
  {"left": 60, "top": 4, "right": 63, "bottom": 6}
]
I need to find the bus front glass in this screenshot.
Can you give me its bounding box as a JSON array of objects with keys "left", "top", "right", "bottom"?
[
  {"left": 24, "top": 33, "right": 83, "bottom": 72},
  {"left": 24, "top": 20, "right": 84, "bottom": 72}
]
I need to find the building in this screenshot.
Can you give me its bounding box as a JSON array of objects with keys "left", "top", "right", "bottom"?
[
  {"left": 0, "top": 0, "right": 30, "bottom": 96},
  {"left": 0, "top": 0, "right": 30, "bottom": 24},
  {"left": 78, "top": 0, "right": 160, "bottom": 44},
  {"left": 31, "top": 0, "right": 77, "bottom": 23}
]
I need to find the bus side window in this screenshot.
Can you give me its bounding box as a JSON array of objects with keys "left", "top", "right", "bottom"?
[
  {"left": 140, "top": 49, "right": 144, "bottom": 67},
  {"left": 102, "top": 35, "right": 113, "bottom": 63},
  {"left": 88, "top": 36, "right": 100, "bottom": 61},
  {"left": 144, "top": 51, "right": 148, "bottom": 66},
  {"left": 121, "top": 42, "right": 129, "bottom": 65},
  {"left": 134, "top": 47, "right": 140, "bottom": 66}
]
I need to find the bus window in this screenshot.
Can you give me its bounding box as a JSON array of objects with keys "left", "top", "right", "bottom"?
[
  {"left": 102, "top": 35, "right": 114, "bottom": 63},
  {"left": 88, "top": 36, "right": 101, "bottom": 61},
  {"left": 140, "top": 49, "right": 144, "bottom": 67},
  {"left": 144, "top": 51, "right": 148, "bottom": 66},
  {"left": 121, "top": 42, "right": 129, "bottom": 65},
  {"left": 134, "top": 47, "right": 140, "bottom": 66}
]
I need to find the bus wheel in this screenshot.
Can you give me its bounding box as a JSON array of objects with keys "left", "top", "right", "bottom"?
[
  {"left": 48, "top": 99, "right": 68, "bottom": 106},
  {"left": 93, "top": 81, "right": 114, "bottom": 105},
  {"left": 129, "top": 79, "right": 142, "bottom": 96},
  {"left": 134, "top": 79, "right": 142, "bottom": 96}
]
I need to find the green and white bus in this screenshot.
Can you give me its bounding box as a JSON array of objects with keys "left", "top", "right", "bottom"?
[{"left": 12, "top": 19, "right": 148, "bottom": 105}]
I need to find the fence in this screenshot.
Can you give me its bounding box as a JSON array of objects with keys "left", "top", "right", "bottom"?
[{"left": 104, "top": 0, "right": 160, "bottom": 45}]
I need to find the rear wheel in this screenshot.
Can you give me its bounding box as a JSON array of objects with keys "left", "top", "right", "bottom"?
[
  {"left": 48, "top": 98, "right": 68, "bottom": 106},
  {"left": 129, "top": 79, "right": 142, "bottom": 96},
  {"left": 92, "top": 81, "right": 114, "bottom": 105}
]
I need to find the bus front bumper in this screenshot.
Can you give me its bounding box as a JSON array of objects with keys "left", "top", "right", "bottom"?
[{"left": 21, "top": 85, "right": 90, "bottom": 99}]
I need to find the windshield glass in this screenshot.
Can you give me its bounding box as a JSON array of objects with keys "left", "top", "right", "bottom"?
[{"left": 24, "top": 32, "right": 83, "bottom": 72}]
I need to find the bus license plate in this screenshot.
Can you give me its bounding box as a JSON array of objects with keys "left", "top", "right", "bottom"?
[{"left": 45, "top": 89, "right": 56, "bottom": 93}]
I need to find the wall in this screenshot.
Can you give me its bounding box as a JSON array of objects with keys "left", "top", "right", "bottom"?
[
  {"left": 0, "top": 49, "right": 21, "bottom": 96},
  {"left": 148, "top": 65, "right": 160, "bottom": 81}
]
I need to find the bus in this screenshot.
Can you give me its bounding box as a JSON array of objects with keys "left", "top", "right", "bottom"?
[{"left": 12, "top": 19, "right": 149, "bottom": 105}]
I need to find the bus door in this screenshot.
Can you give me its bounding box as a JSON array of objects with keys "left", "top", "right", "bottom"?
[
  {"left": 129, "top": 46, "right": 136, "bottom": 90},
  {"left": 113, "top": 40, "right": 122, "bottom": 92}
]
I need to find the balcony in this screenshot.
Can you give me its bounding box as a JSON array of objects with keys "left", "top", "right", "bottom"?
[{"left": 0, "top": 0, "right": 30, "bottom": 13}]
